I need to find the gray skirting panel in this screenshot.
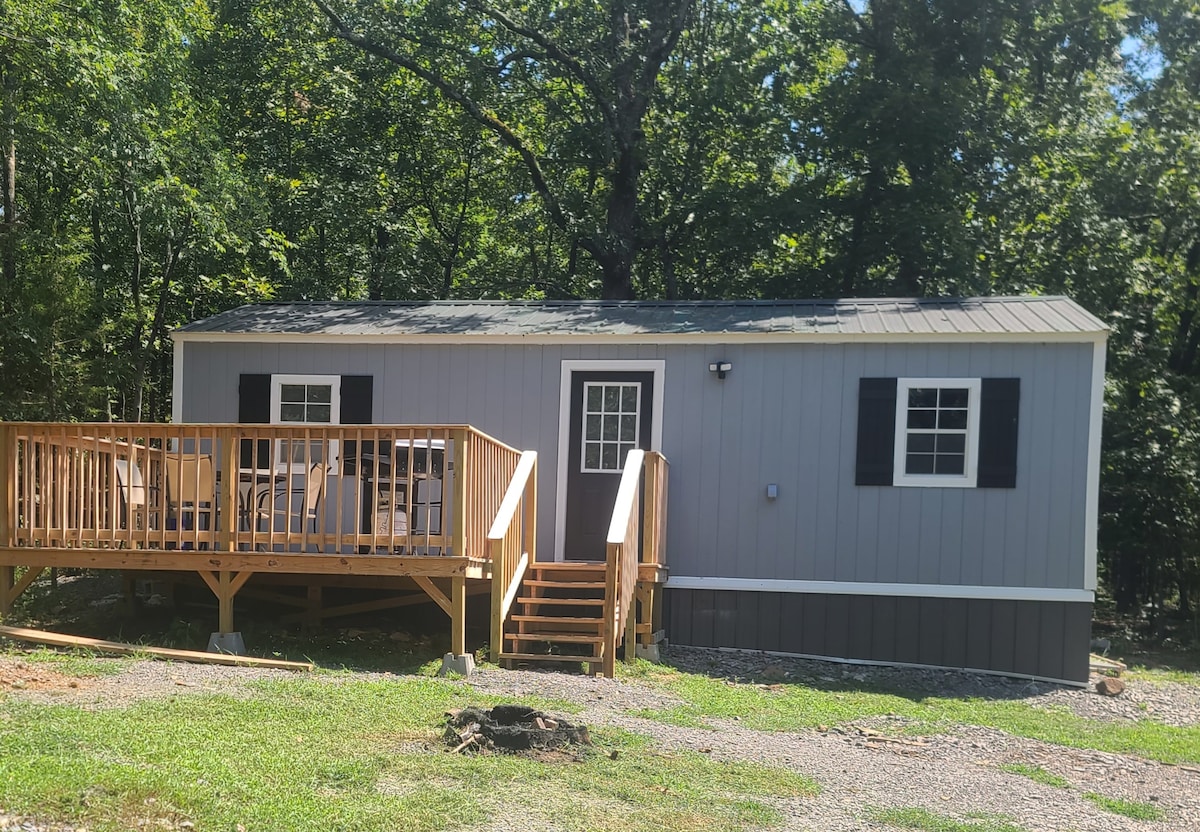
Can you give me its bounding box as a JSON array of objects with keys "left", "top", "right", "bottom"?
[{"left": 664, "top": 589, "right": 1092, "bottom": 683}]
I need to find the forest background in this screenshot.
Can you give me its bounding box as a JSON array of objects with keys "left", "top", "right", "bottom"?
[{"left": 1, "top": 0, "right": 1197, "bottom": 635}]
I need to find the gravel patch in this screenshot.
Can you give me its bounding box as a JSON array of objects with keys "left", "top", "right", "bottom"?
[{"left": 3, "top": 645, "right": 1199, "bottom": 831}]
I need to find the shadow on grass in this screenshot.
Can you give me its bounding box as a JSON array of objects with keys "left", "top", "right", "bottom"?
[{"left": 4, "top": 569, "right": 467, "bottom": 675}]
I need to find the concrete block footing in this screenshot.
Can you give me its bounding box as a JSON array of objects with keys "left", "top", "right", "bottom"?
[
  {"left": 207, "top": 632, "right": 246, "bottom": 655},
  {"left": 636, "top": 643, "right": 662, "bottom": 663},
  {"left": 439, "top": 652, "right": 476, "bottom": 678}
]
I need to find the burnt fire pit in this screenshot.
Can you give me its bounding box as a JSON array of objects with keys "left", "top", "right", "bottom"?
[{"left": 443, "top": 704, "right": 591, "bottom": 755}]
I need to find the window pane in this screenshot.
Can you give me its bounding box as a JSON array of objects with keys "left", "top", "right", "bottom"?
[
  {"left": 621, "top": 386, "right": 638, "bottom": 412},
  {"left": 620, "top": 414, "right": 637, "bottom": 441},
  {"left": 586, "top": 414, "right": 601, "bottom": 440},
  {"left": 306, "top": 404, "right": 332, "bottom": 423},
  {"left": 307, "top": 385, "right": 332, "bottom": 404},
  {"left": 906, "top": 453, "right": 935, "bottom": 474},
  {"left": 940, "top": 388, "right": 969, "bottom": 408},
  {"left": 601, "top": 443, "right": 618, "bottom": 469},
  {"left": 587, "top": 385, "right": 602, "bottom": 411},
  {"left": 603, "top": 415, "right": 619, "bottom": 440},
  {"left": 584, "top": 442, "right": 600, "bottom": 470},
  {"left": 908, "top": 433, "right": 935, "bottom": 453},
  {"left": 279, "top": 403, "right": 305, "bottom": 422},
  {"left": 938, "top": 409, "right": 968, "bottom": 430},
  {"left": 908, "top": 409, "right": 937, "bottom": 429},
  {"left": 934, "top": 454, "right": 965, "bottom": 475},
  {"left": 603, "top": 386, "right": 620, "bottom": 412},
  {"left": 936, "top": 434, "right": 966, "bottom": 454},
  {"left": 280, "top": 384, "right": 306, "bottom": 403},
  {"left": 909, "top": 388, "right": 937, "bottom": 408}
]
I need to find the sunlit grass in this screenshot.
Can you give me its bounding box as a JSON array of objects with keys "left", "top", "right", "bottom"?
[
  {"left": 621, "top": 660, "right": 1200, "bottom": 765},
  {"left": 0, "top": 675, "right": 816, "bottom": 832}
]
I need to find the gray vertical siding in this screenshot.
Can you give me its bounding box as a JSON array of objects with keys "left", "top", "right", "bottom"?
[{"left": 180, "top": 337, "right": 1097, "bottom": 591}]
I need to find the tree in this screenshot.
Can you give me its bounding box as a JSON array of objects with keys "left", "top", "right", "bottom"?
[{"left": 314, "top": 0, "right": 692, "bottom": 299}]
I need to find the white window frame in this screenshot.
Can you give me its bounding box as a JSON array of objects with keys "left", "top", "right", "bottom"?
[
  {"left": 580, "top": 380, "right": 643, "bottom": 474},
  {"left": 270, "top": 374, "right": 341, "bottom": 472},
  {"left": 893, "top": 377, "right": 981, "bottom": 488}
]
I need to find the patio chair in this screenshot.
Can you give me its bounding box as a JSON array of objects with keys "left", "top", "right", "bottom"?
[
  {"left": 164, "top": 453, "right": 216, "bottom": 534},
  {"left": 253, "top": 461, "right": 327, "bottom": 538}
]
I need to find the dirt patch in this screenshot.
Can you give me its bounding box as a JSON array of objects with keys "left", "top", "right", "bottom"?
[{"left": 0, "top": 656, "right": 89, "bottom": 694}]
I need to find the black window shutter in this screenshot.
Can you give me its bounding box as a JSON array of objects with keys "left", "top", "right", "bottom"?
[
  {"left": 340, "top": 375, "right": 373, "bottom": 424},
  {"left": 855, "top": 378, "right": 898, "bottom": 486},
  {"left": 238, "top": 374, "right": 271, "bottom": 469},
  {"left": 977, "top": 378, "right": 1020, "bottom": 488}
]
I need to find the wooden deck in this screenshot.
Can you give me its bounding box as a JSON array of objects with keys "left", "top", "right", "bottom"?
[{"left": 0, "top": 422, "right": 668, "bottom": 676}]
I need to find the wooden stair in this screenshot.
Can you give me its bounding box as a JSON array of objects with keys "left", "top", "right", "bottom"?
[{"left": 500, "top": 561, "right": 611, "bottom": 673}]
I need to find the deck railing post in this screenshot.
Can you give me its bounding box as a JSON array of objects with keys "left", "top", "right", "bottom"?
[
  {"left": 524, "top": 457, "right": 537, "bottom": 565},
  {"left": 217, "top": 426, "right": 238, "bottom": 552},
  {"left": 0, "top": 423, "right": 13, "bottom": 548},
  {"left": 451, "top": 429, "right": 468, "bottom": 557}
]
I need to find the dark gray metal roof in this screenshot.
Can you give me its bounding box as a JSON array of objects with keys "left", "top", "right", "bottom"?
[{"left": 174, "top": 297, "right": 1107, "bottom": 339}]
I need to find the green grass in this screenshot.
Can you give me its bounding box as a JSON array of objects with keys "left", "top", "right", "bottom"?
[
  {"left": 2, "top": 647, "right": 129, "bottom": 678},
  {"left": 867, "top": 807, "right": 1025, "bottom": 832},
  {"left": 621, "top": 661, "right": 1200, "bottom": 765},
  {"left": 0, "top": 675, "right": 817, "bottom": 832},
  {"left": 996, "top": 763, "right": 1069, "bottom": 789},
  {"left": 1125, "top": 666, "right": 1200, "bottom": 688},
  {"left": 1082, "top": 793, "right": 1165, "bottom": 821}
]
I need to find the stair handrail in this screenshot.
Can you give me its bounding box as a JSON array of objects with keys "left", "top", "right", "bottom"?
[
  {"left": 487, "top": 450, "right": 537, "bottom": 661},
  {"left": 603, "top": 448, "right": 644, "bottom": 677}
]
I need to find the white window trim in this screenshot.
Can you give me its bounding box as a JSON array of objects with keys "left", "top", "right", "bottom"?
[
  {"left": 580, "top": 380, "right": 643, "bottom": 474},
  {"left": 554, "top": 359, "right": 665, "bottom": 562},
  {"left": 893, "top": 377, "right": 981, "bottom": 488},
  {"left": 269, "top": 374, "right": 341, "bottom": 473}
]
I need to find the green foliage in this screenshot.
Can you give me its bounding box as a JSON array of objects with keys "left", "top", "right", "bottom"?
[{"left": 2, "top": 0, "right": 1200, "bottom": 629}]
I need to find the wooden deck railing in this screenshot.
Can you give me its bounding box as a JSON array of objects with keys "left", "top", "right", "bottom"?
[
  {"left": 0, "top": 422, "right": 524, "bottom": 559},
  {"left": 486, "top": 450, "right": 537, "bottom": 660}
]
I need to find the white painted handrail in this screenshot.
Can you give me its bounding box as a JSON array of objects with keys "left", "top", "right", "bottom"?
[
  {"left": 606, "top": 449, "right": 645, "bottom": 544},
  {"left": 487, "top": 451, "right": 538, "bottom": 541}
]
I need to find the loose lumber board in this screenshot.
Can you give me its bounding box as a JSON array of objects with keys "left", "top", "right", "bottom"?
[{"left": 0, "top": 625, "right": 313, "bottom": 671}]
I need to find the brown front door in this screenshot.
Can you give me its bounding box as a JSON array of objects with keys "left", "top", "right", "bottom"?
[{"left": 563, "top": 371, "right": 655, "bottom": 561}]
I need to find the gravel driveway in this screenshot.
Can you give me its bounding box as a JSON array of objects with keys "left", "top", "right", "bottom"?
[{"left": 3, "top": 645, "right": 1199, "bottom": 831}]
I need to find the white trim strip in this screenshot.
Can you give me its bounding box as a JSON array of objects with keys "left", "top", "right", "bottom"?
[
  {"left": 664, "top": 576, "right": 1094, "bottom": 603},
  {"left": 554, "top": 359, "right": 665, "bottom": 562},
  {"left": 671, "top": 645, "right": 1088, "bottom": 688},
  {"left": 1083, "top": 339, "right": 1106, "bottom": 592},
  {"left": 171, "top": 330, "right": 1107, "bottom": 346},
  {"left": 171, "top": 339, "right": 184, "bottom": 424}
]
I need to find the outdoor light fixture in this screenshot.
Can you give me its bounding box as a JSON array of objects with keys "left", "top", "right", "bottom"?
[{"left": 708, "top": 361, "right": 733, "bottom": 380}]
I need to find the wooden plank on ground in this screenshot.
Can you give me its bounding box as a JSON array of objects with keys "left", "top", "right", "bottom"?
[{"left": 0, "top": 625, "right": 313, "bottom": 671}]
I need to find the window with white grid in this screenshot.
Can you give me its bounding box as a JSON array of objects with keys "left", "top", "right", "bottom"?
[
  {"left": 893, "top": 377, "right": 981, "bottom": 487},
  {"left": 581, "top": 382, "right": 640, "bottom": 472}
]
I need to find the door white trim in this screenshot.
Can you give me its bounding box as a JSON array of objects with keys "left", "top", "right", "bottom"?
[{"left": 554, "top": 359, "right": 665, "bottom": 562}]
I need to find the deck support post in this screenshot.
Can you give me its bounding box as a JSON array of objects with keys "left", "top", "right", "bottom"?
[
  {"left": 198, "top": 569, "right": 252, "bottom": 637},
  {"left": 624, "top": 586, "right": 638, "bottom": 663},
  {"left": 304, "top": 584, "right": 322, "bottom": 631},
  {"left": 451, "top": 575, "right": 466, "bottom": 656},
  {"left": 0, "top": 566, "right": 15, "bottom": 616}
]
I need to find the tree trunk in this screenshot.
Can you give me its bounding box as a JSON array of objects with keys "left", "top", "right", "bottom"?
[
  {"left": 0, "top": 56, "right": 17, "bottom": 295},
  {"left": 368, "top": 225, "right": 390, "bottom": 300},
  {"left": 597, "top": 147, "right": 638, "bottom": 300}
]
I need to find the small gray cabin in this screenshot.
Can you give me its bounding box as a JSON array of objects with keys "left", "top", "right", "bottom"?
[{"left": 171, "top": 296, "right": 1106, "bottom": 683}]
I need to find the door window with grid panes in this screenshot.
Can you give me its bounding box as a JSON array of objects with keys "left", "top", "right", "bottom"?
[{"left": 581, "top": 382, "right": 640, "bottom": 472}]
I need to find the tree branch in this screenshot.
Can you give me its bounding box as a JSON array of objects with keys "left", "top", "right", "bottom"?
[
  {"left": 314, "top": 0, "right": 570, "bottom": 232},
  {"left": 468, "top": 1, "right": 621, "bottom": 143}
]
